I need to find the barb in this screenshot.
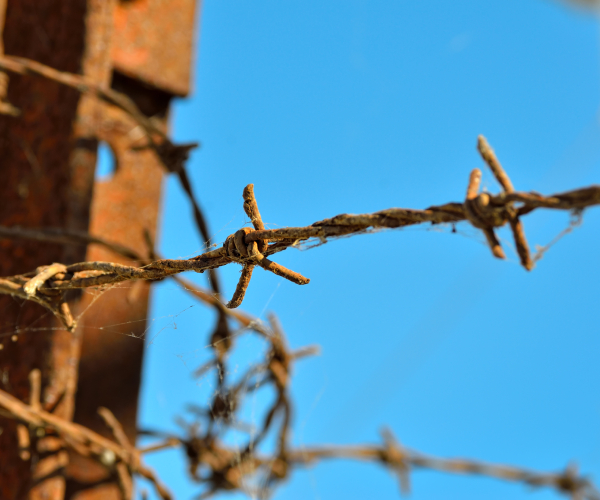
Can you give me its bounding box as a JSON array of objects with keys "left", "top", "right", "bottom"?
[
  {"left": 223, "top": 184, "right": 266, "bottom": 308},
  {"left": 464, "top": 168, "right": 505, "bottom": 259},
  {"left": 477, "top": 135, "right": 533, "bottom": 269},
  {"left": 224, "top": 185, "right": 310, "bottom": 308}
]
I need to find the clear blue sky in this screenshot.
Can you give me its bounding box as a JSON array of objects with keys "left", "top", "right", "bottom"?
[{"left": 132, "top": 1, "right": 600, "bottom": 499}]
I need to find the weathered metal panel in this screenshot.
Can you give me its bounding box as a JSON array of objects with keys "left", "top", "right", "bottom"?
[
  {"left": 0, "top": 0, "right": 198, "bottom": 497},
  {"left": 112, "top": 0, "right": 197, "bottom": 96}
]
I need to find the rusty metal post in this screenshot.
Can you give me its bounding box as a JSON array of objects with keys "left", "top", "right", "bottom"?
[
  {"left": 0, "top": 1, "right": 112, "bottom": 498},
  {"left": 0, "top": 0, "right": 198, "bottom": 499}
]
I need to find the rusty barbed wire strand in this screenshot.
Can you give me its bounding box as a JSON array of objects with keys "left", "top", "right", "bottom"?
[
  {"left": 285, "top": 438, "right": 599, "bottom": 500},
  {"left": 0, "top": 53, "right": 197, "bottom": 189},
  {"left": 1, "top": 223, "right": 598, "bottom": 498},
  {"left": 0, "top": 380, "right": 172, "bottom": 500},
  {"left": 0, "top": 55, "right": 165, "bottom": 140},
  {"left": 0, "top": 47, "right": 582, "bottom": 295},
  {"left": 0, "top": 51, "right": 593, "bottom": 277},
  {"left": 0, "top": 152, "right": 598, "bottom": 321},
  {"left": 137, "top": 315, "right": 599, "bottom": 500}
]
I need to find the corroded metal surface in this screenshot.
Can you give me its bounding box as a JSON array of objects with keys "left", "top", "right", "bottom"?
[
  {"left": 0, "top": 0, "right": 197, "bottom": 497},
  {"left": 0, "top": 0, "right": 93, "bottom": 498},
  {"left": 67, "top": 88, "right": 168, "bottom": 499},
  {"left": 112, "top": 0, "right": 197, "bottom": 96}
]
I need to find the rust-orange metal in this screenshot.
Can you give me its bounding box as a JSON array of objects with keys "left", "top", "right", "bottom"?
[
  {"left": 0, "top": 0, "right": 97, "bottom": 497},
  {"left": 0, "top": 0, "right": 198, "bottom": 498},
  {"left": 67, "top": 95, "right": 168, "bottom": 500},
  {"left": 112, "top": 0, "right": 198, "bottom": 96}
]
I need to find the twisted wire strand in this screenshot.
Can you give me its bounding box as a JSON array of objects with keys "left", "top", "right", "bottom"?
[{"left": 0, "top": 176, "right": 598, "bottom": 324}]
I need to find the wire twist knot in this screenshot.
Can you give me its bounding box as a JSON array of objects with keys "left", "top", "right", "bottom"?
[
  {"left": 223, "top": 227, "right": 262, "bottom": 264},
  {"left": 224, "top": 186, "right": 310, "bottom": 309},
  {"left": 464, "top": 136, "right": 534, "bottom": 269},
  {"left": 464, "top": 192, "right": 511, "bottom": 230}
]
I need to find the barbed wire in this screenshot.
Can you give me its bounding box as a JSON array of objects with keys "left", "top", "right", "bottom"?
[
  {"left": 0, "top": 55, "right": 198, "bottom": 174},
  {"left": 1, "top": 135, "right": 599, "bottom": 330},
  {"left": 134, "top": 310, "right": 600, "bottom": 500},
  {"left": 0, "top": 370, "right": 171, "bottom": 500},
  {"left": 1, "top": 54, "right": 599, "bottom": 500},
  {"left": 0, "top": 178, "right": 598, "bottom": 498},
  {"left": 0, "top": 55, "right": 598, "bottom": 315},
  {"left": 2, "top": 328, "right": 597, "bottom": 500}
]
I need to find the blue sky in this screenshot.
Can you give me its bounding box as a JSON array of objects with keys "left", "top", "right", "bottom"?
[{"left": 128, "top": 1, "right": 600, "bottom": 499}]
